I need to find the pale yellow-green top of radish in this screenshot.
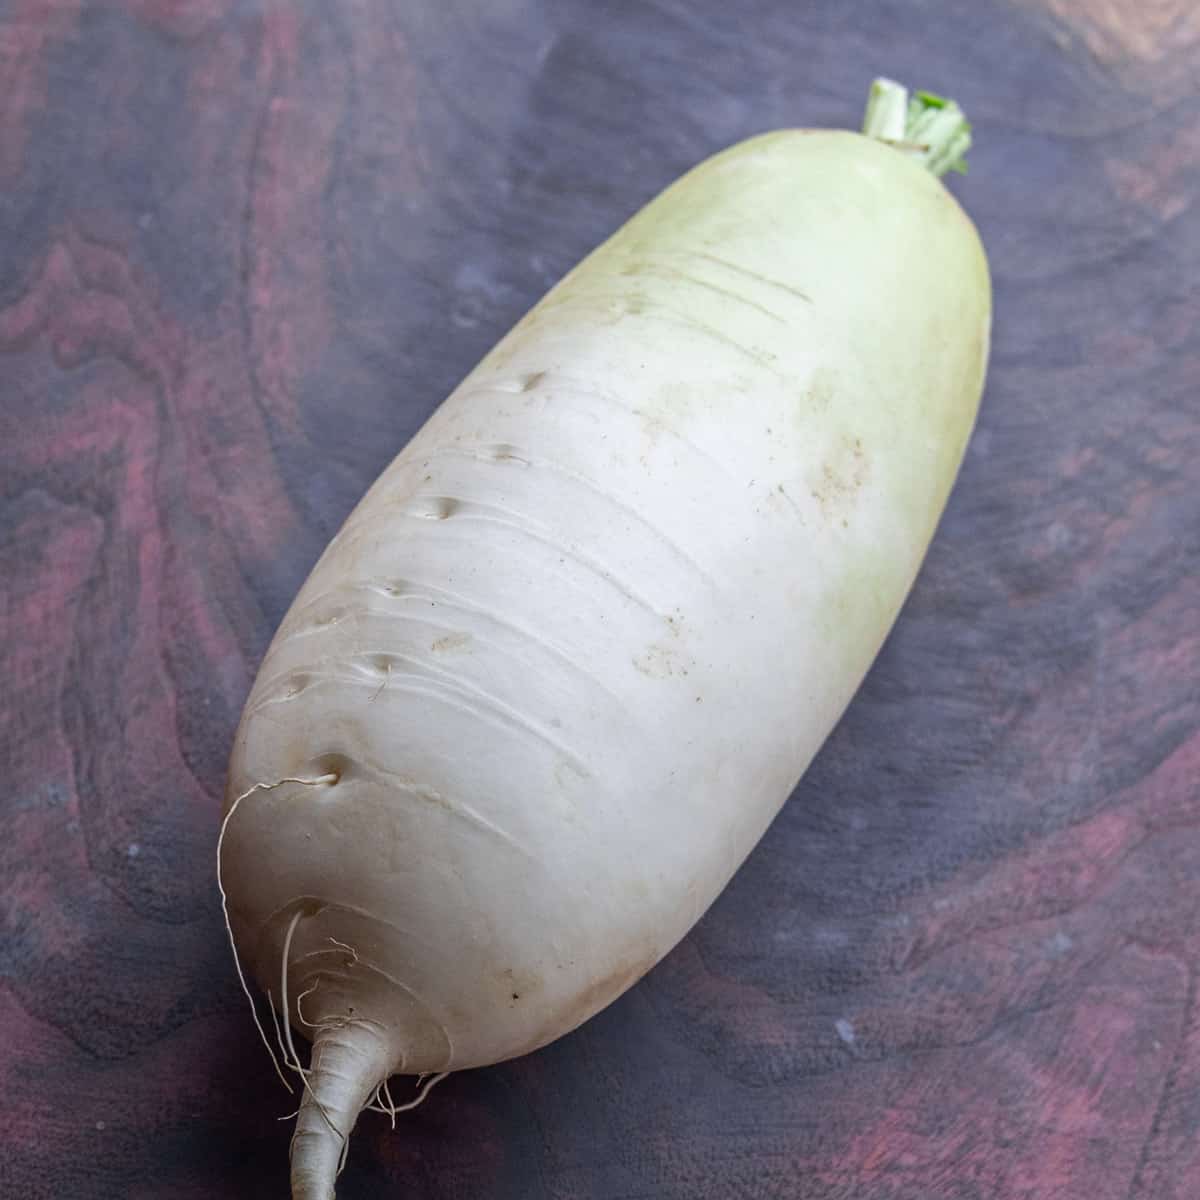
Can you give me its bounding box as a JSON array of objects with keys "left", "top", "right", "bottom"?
[{"left": 219, "top": 80, "right": 990, "bottom": 1199}]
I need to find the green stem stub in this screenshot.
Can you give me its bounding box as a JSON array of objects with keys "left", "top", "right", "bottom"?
[{"left": 861, "top": 77, "right": 972, "bottom": 177}]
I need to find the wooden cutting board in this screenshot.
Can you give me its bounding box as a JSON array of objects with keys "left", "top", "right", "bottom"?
[{"left": 2, "top": 1, "right": 1198, "bottom": 1196}]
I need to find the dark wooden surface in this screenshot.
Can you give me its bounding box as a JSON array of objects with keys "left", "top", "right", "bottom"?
[{"left": 3, "top": 1, "right": 1199, "bottom": 1197}]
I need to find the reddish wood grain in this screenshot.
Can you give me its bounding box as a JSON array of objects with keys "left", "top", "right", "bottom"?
[{"left": 2, "top": 1, "right": 1198, "bottom": 1197}]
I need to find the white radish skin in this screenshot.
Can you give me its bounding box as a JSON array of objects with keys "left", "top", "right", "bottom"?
[{"left": 222, "top": 124, "right": 990, "bottom": 1198}]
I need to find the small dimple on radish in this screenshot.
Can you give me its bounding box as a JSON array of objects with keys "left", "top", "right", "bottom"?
[
  {"left": 373, "top": 580, "right": 409, "bottom": 599},
  {"left": 409, "top": 497, "right": 460, "bottom": 521},
  {"left": 284, "top": 673, "right": 310, "bottom": 699},
  {"left": 313, "top": 754, "right": 350, "bottom": 784},
  {"left": 368, "top": 656, "right": 393, "bottom": 702},
  {"left": 490, "top": 444, "right": 530, "bottom": 465}
]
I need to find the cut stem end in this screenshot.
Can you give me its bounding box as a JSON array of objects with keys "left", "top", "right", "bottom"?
[{"left": 861, "top": 77, "right": 973, "bottom": 177}]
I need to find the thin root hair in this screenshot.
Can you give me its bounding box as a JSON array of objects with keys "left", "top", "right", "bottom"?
[{"left": 216, "top": 774, "right": 337, "bottom": 1093}]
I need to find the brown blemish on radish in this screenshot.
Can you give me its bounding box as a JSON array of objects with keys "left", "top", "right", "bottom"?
[
  {"left": 809, "top": 432, "right": 868, "bottom": 521},
  {"left": 430, "top": 632, "right": 472, "bottom": 653}
]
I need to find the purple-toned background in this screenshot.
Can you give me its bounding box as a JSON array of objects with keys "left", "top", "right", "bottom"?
[{"left": 2, "top": 1, "right": 1198, "bottom": 1197}]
